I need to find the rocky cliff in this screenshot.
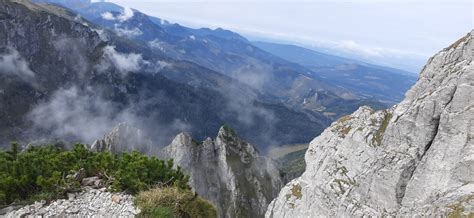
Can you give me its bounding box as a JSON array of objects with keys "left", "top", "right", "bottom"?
[
  {"left": 162, "top": 126, "right": 283, "bottom": 218},
  {"left": 90, "top": 123, "right": 152, "bottom": 153},
  {"left": 266, "top": 31, "right": 473, "bottom": 217}
]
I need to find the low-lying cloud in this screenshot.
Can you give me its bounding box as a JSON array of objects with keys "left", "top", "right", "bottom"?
[
  {"left": 101, "top": 11, "right": 115, "bottom": 21},
  {"left": 0, "top": 47, "right": 35, "bottom": 80},
  {"left": 114, "top": 24, "right": 143, "bottom": 38},
  {"left": 27, "top": 85, "right": 192, "bottom": 149},
  {"left": 100, "top": 6, "right": 135, "bottom": 22},
  {"left": 28, "top": 86, "right": 137, "bottom": 144},
  {"left": 97, "top": 45, "right": 149, "bottom": 75}
]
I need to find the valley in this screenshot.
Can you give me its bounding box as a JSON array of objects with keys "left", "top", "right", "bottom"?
[{"left": 0, "top": 0, "right": 471, "bottom": 217}]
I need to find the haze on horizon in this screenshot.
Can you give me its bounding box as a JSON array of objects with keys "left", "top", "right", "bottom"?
[{"left": 98, "top": 0, "right": 473, "bottom": 73}]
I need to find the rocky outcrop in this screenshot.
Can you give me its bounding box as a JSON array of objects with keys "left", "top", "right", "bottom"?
[
  {"left": 266, "top": 31, "right": 473, "bottom": 217},
  {"left": 161, "top": 126, "right": 283, "bottom": 218},
  {"left": 90, "top": 123, "right": 152, "bottom": 153},
  {"left": 4, "top": 187, "right": 139, "bottom": 217}
]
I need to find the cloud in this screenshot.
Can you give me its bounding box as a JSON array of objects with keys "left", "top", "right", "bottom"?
[
  {"left": 27, "top": 86, "right": 137, "bottom": 144},
  {"left": 118, "top": 6, "right": 134, "bottom": 22},
  {"left": 27, "top": 85, "right": 193, "bottom": 149},
  {"left": 337, "top": 40, "right": 383, "bottom": 57},
  {"left": 92, "top": 28, "right": 110, "bottom": 41},
  {"left": 156, "top": 60, "right": 173, "bottom": 70},
  {"left": 0, "top": 47, "right": 35, "bottom": 80},
  {"left": 99, "top": 6, "right": 134, "bottom": 22},
  {"left": 148, "top": 39, "right": 166, "bottom": 51},
  {"left": 230, "top": 60, "right": 273, "bottom": 92},
  {"left": 101, "top": 11, "right": 115, "bottom": 20},
  {"left": 113, "top": 24, "right": 143, "bottom": 37},
  {"left": 97, "top": 45, "right": 148, "bottom": 75},
  {"left": 53, "top": 37, "right": 91, "bottom": 77}
]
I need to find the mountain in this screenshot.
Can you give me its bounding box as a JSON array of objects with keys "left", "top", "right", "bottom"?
[
  {"left": 266, "top": 31, "right": 473, "bottom": 216},
  {"left": 253, "top": 41, "right": 418, "bottom": 104},
  {"left": 90, "top": 123, "right": 152, "bottom": 154},
  {"left": 0, "top": 0, "right": 331, "bottom": 150},
  {"left": 161, "top": 126, "right": 282, "bottom": 217},
  {"left": 89, "top": 123, "right": 283, "bottom": 217},
  {"left": 49, "top": 0, "right": 388, "bottom": 114}
]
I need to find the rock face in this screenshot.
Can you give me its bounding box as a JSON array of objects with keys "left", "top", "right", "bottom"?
[
  {"left": 90, "top": 123, "right": 152, "bottom": 153},
  {"left": 161, "top": 126, "right": 283, "bottom": 218},
  {"left": 4, "top": 188, "right": 139, "bottom": 217},
  {"left": 266, "top": 31, "right": 473, "bottom": 217}
]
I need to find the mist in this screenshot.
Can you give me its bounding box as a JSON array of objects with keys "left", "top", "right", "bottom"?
[{"left": 0, "top": 47, "right": 35, "bottom": 81}]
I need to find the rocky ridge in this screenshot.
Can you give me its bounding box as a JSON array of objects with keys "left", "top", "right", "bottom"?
[
  {"left": 266, "top": 31, "right": 473, "bottom": 217},
  {"left": 161, "top": 126, "right": 283, "bottom": 218},
  {"left": 90, "top": 123, "right": 152, "bottom": 153}
]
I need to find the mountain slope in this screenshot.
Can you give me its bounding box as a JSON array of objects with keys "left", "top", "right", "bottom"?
[
  {"left": 266, "top": 31, "right": 473, "bottom": 216},
  {"left": 54, "top": 1, "right": 390, "bottom": 114},
  {"left": 254, "top": 41, "right": 418, "bottom": 104},
  {"left": 0, "top": 0, "right": 331, "bottom": 150}
]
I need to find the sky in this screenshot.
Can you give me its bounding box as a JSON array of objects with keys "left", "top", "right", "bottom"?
[{"left": 99, "top": 0, "right": 473, "bottom": 73}]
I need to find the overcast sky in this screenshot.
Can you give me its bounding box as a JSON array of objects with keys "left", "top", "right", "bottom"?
[{"left": 101, "top": 0, "right": 473, "bottom": 72}]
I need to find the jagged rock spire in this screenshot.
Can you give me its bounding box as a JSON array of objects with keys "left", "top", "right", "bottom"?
[{"left": 162, "top": 125, "right": 283, "bottom": 218}]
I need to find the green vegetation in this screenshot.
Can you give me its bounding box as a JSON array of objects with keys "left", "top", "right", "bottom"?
[
  {"left": 291, "top": 184, "right": 302, "bottom": 199},
  {"left": 277, "top": 149, "right": 306, "bottom": 181},
  {"left": 372, "top": 112, "right": 393, "bottom": 146},
  {"left": 0, "top": 143, "right": 190, "bottom": 206},
  {"left": 135, "top": 186, "right": 217, "bottom": 218},
  {"left": 339, "top": 126, "right": 352, "bottom": 138},
  {"left": 338, "top": 115, "right": 353, "bottom": 123},
  {"left": 222, "top": 123, "right": 236, "bottom": 136}
]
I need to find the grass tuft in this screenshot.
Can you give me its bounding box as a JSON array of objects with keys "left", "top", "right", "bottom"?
[
  {"left": 135, "top": 187, "right": 217, "bottom": 218},
  {"left": 372, "top": 111, "right": 392, "bottom": 146},
  {"left": 291, "top": 184, "right": 302, "bottom": 199}
]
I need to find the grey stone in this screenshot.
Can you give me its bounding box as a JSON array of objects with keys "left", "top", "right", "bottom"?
[
  {"left": 6, "top": 188, "right": 139, "bottom": 217},
  {"left": 161, "top": 126, "right": 283, "bottom": 218},
  {"left": 90, "top": 123, "right": 152, "bottom": 153},
  {"left": 67, "top": 193, "right": 76, "bottom": 200},
  {"left": 81, "top": 176, "right": 101, "bottom": 187},
  {"left": 266, "top": 31, "right": 474, "bottom": 217}
]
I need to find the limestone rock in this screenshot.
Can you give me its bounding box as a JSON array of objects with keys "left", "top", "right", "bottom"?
[
  {"left": 112, "top": 194, "right": 122, "bottom": 204},
  {"left": 5, "top": 188, "right": 139, "bottom": 217},
  {"left": 161, "top": 126, "right": 283, "bottom": 218},
  {"left": 81, "top": 176, "right": 102, "bottom": 188},
  {"left": 266, "top": 31, "right": 474, "bottom": 217},
  {"left": 90, "top": 123, "right": 152, "bottom": 153}
]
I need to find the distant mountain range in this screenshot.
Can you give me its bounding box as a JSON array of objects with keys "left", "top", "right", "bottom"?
[
  {"left": 1, "top": 0, "right": 415, "bottom": 151},
  {"left": 253, "top": 41, "right": 418, "bottom": 104}
]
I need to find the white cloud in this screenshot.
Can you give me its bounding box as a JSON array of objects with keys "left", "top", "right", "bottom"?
[
  {"left": 148, "top": 39, "right": 166, "bottom": 51},
  {"left": 100, "top": 7, "right": 134, "bottom": 22},
  {"left": 28, "top": 86, "right": 140, "bottom": 144},
  {"left": 93, "top": 28, "right": 110, "bottom": 41},
  {"left": 101, "top": 11, "right": 115, "bottom": 20},
  {"left": 337, "top": 40, "right": 382, "bottom": 57},
  {"left": 117, "top": 6, "right": 134, "bottom": 22},
  {"left": 0, "top": 47, "right": 35, "bottom": 80},
  {"left": 156, "top": 60, "right": 173, "bottom": 70},
  {"left": 114, "top": 24, "right": 143, "bottom": 37},
  {"left": 97, "top": 46, "right": 148, "bottom": 75}
]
